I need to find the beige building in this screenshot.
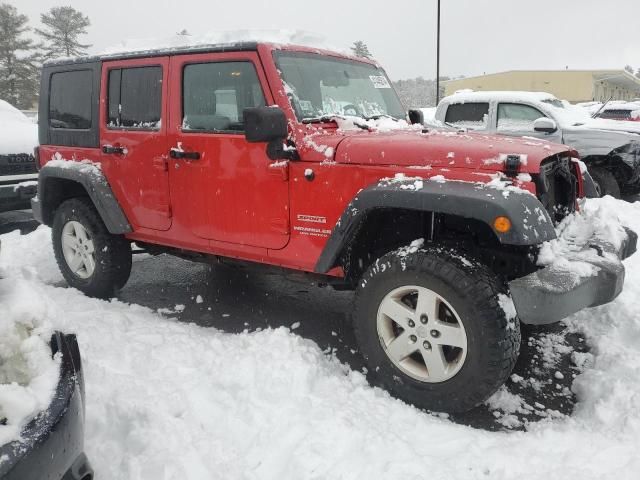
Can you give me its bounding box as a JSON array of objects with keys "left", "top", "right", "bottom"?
[{"left": 444, "top": 70, "right": 640, "bottom": 103}]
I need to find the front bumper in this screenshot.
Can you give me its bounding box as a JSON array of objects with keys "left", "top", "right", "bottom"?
[
  {"left": 0, "top": 182, "right": 37, "bottom": 213},
  {"left": 509, "top": 227, "right": 637, "bottom": 325},
  {"left": 0, "top": 333, "right": 93, "bottom": 480}
]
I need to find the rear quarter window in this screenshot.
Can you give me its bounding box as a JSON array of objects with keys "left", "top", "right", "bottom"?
[
  {"left": 49, "top": 70, "right": 93, "bottom": 129},
  {"left": 444, "top": 102, "right": 490, "bottom": 129}
]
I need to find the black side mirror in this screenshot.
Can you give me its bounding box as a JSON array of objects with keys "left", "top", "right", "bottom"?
[
  {"left": 533, "top": 117, "right": 558, "bottom": 134},
  {"left": 244, "top": 106, "right": 288, "bottom": 143},
  {"left": 408, "top": 109, "right": 425, "bottom": 125}
]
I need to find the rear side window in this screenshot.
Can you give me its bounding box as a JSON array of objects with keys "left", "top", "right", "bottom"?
[
  {"left": 49, "top": 70, "right": 93, "bottom": 129},
  {"left": 444, "top": 102, "right": 490, "bottom": 129},
  {"left": 182, "top": 61, "right": 266, "bottom": 132},
  {"left": 108, "top": 66, "right": 162, "bottom": 129}
]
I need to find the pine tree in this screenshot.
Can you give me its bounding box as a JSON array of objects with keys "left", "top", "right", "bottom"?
[
  {"left": 35, "top": 6, "right": 91, "bottom": 59},
  {"left": 0, "top": 3, "right": 40, "bottom": 108},
  {"left": 351, "top": 41, "right": 372, "bottom": 59},
  {"left": 624, "top": 65, "right": 634, "bottom": 74}
]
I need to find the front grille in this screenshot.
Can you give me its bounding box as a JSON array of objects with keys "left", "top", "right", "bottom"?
[
  {"left": 534, "top": 155, "right": 578, "bottom": 223},
  {"left": 0, "top": 154, "right": 37, "bottom": 176}
]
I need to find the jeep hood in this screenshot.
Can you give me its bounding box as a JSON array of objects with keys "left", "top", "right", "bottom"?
[{"left": 330, "top": 129, "right": 570, "bottom": 173}]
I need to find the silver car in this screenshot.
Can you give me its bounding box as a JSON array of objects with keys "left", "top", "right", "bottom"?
[{"left": 435, "top": 91, "right": 640, "bottom": 198}]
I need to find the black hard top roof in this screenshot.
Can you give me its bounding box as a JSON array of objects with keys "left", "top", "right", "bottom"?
[{"left": 43, "top": 41, "right": 259, "bottom": 67}]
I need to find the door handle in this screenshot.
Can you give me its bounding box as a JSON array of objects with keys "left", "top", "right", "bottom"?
[
  {"left": 102, "top": 145, "right": 125, "bottom": 155},
  {"left": 169, "top": 148, "right": 200, "bottom": 160}
]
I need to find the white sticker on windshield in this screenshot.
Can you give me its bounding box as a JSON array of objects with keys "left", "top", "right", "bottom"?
[{"left": 369, "top": 75, "right": 391, "bottom": 89}]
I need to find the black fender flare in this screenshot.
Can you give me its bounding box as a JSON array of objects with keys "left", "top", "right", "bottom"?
[
  {"left": 35, "top": 161, "right": 132, "bottom": 234},
  {"left": 314, "top": 178, "right": 557, "bottom": 273}
]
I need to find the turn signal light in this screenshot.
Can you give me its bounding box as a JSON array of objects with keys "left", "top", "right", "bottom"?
[{"left": 493, "top": 216, "right": 512, "bottom": 233}]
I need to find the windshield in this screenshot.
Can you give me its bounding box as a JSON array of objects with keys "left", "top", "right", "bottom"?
[{"left": 274, "top": 51, "right": 406, "bottom": 122}]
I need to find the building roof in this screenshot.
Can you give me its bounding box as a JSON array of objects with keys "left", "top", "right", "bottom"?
[{"left": 445, "top": 70, "right": 640, "bottom": 92}]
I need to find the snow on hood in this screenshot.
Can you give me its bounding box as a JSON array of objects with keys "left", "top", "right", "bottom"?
[
  {"left": 0, "top": 100, "right": 38, "bottom": 156},
  {"left": 331, "top": 128, "right": 569, "bottom": 173}
]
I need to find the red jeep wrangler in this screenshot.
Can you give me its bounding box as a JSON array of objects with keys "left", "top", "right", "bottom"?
[{"left": 32, "top": 41, "right": 635, "bottom": 413}]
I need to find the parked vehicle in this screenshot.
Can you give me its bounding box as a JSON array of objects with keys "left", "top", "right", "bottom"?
[
  {"left": 435, "top": 91, "right": 640, "bottom": 197},
  {"left": 595, "top": 101, "right": 640, "bottom": 122},
  {"left": 0, "top": 332, "right": 93, "bottom": 480},
  {"left": 31, "top": 42, "right": 635, "bottom": 413},
  {"left": 0, "top": 100, "right": 38, "bottom": 213}
]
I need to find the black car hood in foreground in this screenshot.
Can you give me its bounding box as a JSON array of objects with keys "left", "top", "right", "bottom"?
[{"left": 0, "top": 332, "right": 93, "bottom": 480}]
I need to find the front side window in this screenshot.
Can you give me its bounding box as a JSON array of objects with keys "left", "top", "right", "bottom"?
[
  {"left": 444, "top": 102, "right": 490, "bottom": 129},
  {"left": 182, "top": 62, "right": 266, "bottom": 132},
  {"left": 49, "top": 70, "right": 92, "bottom": 129},
  {"left": 107, "top": 66, "right": 162, "bottom": 129},
  {"left": 274, "top": 51, "right": 405, "bottom": 121},
  {"left": 497, "top": 103, "right": 546, "bottom": 132}
]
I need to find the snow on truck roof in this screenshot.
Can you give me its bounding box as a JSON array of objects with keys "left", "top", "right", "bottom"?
[
  {"left": 443, "top": 90, "right": 558, "bottom": 105},
  {"left": 44, "top": 30, "right": 359, "bottom": 67}
]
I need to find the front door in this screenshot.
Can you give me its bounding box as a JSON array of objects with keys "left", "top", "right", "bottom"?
[
  {"left": 167, "top": 52, "right": 290, "bottom": 249},
  {"left": 495, "top": 102, "right": 563, "bottom": 144},
  {"left": 100, "top": 57, "right": 171, "bottom": 231}
]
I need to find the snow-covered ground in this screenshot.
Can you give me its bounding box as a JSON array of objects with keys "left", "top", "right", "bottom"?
[{"left": 2, "top": 197, "right": 640, "bottom": 479}]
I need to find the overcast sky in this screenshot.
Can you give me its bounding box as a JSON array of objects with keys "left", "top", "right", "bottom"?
[{"left": 15, "top": 0, "right": 640, "bottom": 80}]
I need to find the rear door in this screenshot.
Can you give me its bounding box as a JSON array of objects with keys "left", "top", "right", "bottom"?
[
  {"left": 167, "top": 51, "right": 290, "bottom": 249},
  {"left": 443, "top": 102, "right": 491, "bottom": 131},
  {"left": 100, "top": 57, "right": 171, "bottom": 231}
]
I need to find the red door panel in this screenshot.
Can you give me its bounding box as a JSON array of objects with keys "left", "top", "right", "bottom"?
[
  {"left": 99, "top": 57, "right": 171, "bottom": 231},
  {"left": 167, "top": 52, "right": 290, "bottom": 249}
]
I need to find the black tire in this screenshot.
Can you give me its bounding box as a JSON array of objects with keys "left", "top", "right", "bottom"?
[
  {"left": 589, "top": 167, "right": 621, "bottom": 198},
  {"left": 52, "top": 197, "right": 132, "bottom": 298},
  {"left": 353, "top": 246, "right": 521, "bottom": 413}
]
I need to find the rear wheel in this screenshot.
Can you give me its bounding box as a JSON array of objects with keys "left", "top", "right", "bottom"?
[
  {"left": 53, "top": 197, "right": 132, "bottom": 298},
  {"left": 353, "top": 246, "right": 520, "bottom": 413},
  {"left": 590, "top": 167, "right": 621, "bottom": 198}
]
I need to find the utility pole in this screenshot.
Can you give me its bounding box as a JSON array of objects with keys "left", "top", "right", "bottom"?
[{"left": 436, "top": 0, "right": 441, "bottom": 105}]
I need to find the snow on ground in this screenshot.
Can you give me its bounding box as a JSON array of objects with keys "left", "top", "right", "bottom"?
[{"left": 2, "top": 197, "right": 640, "bottom": 479}]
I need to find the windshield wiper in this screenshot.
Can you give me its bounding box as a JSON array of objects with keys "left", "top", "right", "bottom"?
[
  {"left": 301, "top": 115, "right": 337, "bottom": 124},
  {"left": 301, "top": 115, "right": 372, "bottom": 131},
  {"left": 362, "top": 114, "right": 399, "bottom": 122}
]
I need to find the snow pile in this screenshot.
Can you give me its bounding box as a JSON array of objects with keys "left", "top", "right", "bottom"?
[
  {"left": 0, "top": 99, "right": 38, "bottom": 156},
  {"left": 537, "top": 198, "right": 629, "bottom": 278},
  {"left": 0, "top": 275, "right": 60, "bottom": 447},
  {"left": 1, "top": 198, "right": 640, "bottom": 478}
]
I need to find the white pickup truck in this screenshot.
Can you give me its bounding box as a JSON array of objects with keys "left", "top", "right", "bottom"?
[
  {"left": 0, "top": 99, "right": 38, "bottom": 212},
  {"left": 435, "top": 91, "right": 640, "bottom": 198}
]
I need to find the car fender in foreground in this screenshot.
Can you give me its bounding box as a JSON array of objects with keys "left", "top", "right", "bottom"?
[{"left": 0, "top": 333, "right": 93, "bottom": 480}]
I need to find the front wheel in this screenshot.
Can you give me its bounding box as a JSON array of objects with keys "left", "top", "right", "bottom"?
[
  {"left": 353, "top": 246, "right": 521, "bottom": 413},
  {"left": 52, "top": 197, "right": 132, "bottom": 298},
  {"left": 589, "top": 166, "right": 621, "bottom": 198}
]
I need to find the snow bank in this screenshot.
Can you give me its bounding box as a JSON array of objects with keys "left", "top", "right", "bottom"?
[
  {"left": 0, "top": 100, "right": 38, "bottom": 156},
  {"left": 2, "top": 198, "right": 640, "bottom": 478},
  {"left": 0, "top": 275, "right": 60, "bottom": 447},
  {"left": 537, "top": 198, "right": 629, "bottom": 279}
]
